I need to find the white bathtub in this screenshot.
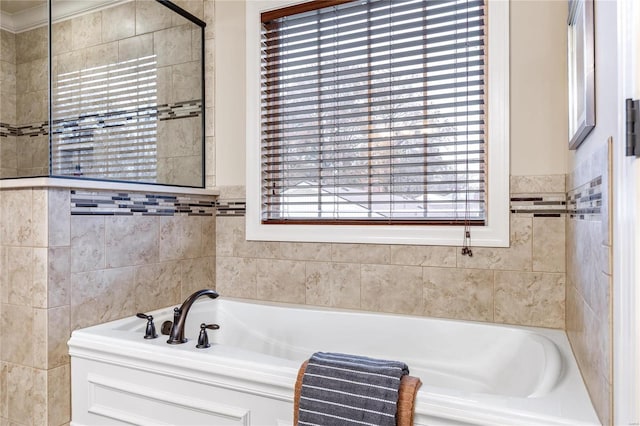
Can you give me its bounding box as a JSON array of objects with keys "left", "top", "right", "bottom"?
[{"left": 68, "top": 297, "right": 600, "bottom": 425}]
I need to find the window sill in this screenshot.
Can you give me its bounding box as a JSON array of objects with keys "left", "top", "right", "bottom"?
[{"left": 245, "top": 209, "right": 509, "bottom": 247}]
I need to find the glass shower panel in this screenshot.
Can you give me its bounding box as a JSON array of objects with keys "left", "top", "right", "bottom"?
[{"left": 50, "top": 0, "right": 204, "bottom": 186}]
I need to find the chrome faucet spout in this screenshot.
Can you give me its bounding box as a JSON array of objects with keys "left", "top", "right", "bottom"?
[{"left": 167, "top": 289, "right": 219, "bottom": 344}]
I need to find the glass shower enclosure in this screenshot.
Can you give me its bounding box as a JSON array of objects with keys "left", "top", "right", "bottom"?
[{"left": 0, "top": 0, "right": 206, "bottom": 187}]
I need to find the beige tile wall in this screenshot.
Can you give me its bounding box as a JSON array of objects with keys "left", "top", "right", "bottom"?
[
  {"left": 0, "top": 188, "right": 56, "bottom": 424},
  {"left": 15, "top": 26, "right": 48, "bottom": 178},
  {"left": 566, "top": 141, "right": 613, "bottom": 426},
  {"left": 1, "top": 28, "right": 18, "bottom": 179},
  {"left": 0, "top": 29, "right": 16, "bottom": 120},
  {"left": 0, "top": 184, "right": 215, "bottom": 426},
  {"left": 215, "top": 175, "right": 567, "bottom": 328},
  {"left": 1, "top": 25, "right": 48, "bottom": 179}
]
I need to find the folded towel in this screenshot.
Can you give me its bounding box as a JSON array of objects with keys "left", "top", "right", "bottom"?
[{"left": 295, "top": 352, "right": 417, "bottom": 426}]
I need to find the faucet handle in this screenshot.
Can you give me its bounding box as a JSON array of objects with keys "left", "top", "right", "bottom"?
[
  {"left": 196, "top": 323, "right": 220, "bottom": 349},
  {"left": 136, "top": 313, "right": 158, "bottom": 339}
]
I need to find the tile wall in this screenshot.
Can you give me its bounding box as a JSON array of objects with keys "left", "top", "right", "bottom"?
[
  {"left": 566, "top": 140, "right": 613, "bottom": 426},
  {"left": 1, "top": 26, "right": 49, "bottom": 179},
  {"left": 0, "top": 187, "right": 63, "bottom": 424},
  {"left": 215, "top": 174, "right": 567, "bottom": 328},
  {"left": 0, "top": 29, "right": 16, "bottom": 126},
  {"left": 0, "top": 29, "right": 16, "bottom": 178},
  {"left": 0, "top": 186, "right": 216, "bottom": 425}
]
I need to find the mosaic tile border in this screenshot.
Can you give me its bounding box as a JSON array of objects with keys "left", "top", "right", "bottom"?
[
  {"left": 1, "top": 101, "right": 202, "bottom": 139},
  {"left": 216, "top": 199, "right": 246, "bottom": 217},
  {"left": 209, "top": 177, "right": 603, "bottom": 221},
  {"left": 567, "top": 175, "right": 602, "bottom": 220},
  {"left": 0, "top": 121, "right": 49, "bottom": 138},
  {"left": 510, "top": 194, "right": 567, "bottom": 217},
  {"left": 50, "top": 100, "right": 203, "bottom": 138},
  {"left": 71, "top": 189, "right": 216, "bottom": 216},
  {"left": 220, "top": 195, "right": 570, "bottom": 219},
  {"left": 49, "top": 111, "right": 151, "bottom": 137},
  {"left": 158, "top": 100, "right": 203, "bottom": 121}
]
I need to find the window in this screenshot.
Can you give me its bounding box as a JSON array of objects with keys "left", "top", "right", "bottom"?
[{"left": 246, "top": 0, "right": 509, "bottom": 246}]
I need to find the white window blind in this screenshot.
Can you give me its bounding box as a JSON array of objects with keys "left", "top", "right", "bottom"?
[
  {"left": 260, "top": 0, "right": 486, "bottom": 225},
  {"left": 51, "top": 56, "right": 158, "bottom": 181}
]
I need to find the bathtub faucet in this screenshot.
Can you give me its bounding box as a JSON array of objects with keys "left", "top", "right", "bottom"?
[{"left": 167, "top": 289, "right": 219, "bottom": 344}]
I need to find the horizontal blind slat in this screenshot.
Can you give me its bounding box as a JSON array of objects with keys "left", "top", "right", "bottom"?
[
  {"left": 262, "top": 68, "right": 484, "bottom": 104},
  {"left": 263, "top": 109, "right": 485, "bottom": 132},
  {"left": 262, "top": 0, "right": 485, "bottom": 38},
  {"left": 264, "top": 23, "right": 484, "bottom": 64},
  {"left": 262, "top": 35, "right": 485, "bottom": 80}
]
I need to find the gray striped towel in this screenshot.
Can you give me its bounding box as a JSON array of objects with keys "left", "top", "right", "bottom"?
[{"left": 298, "top": 352, "right": 409, "bottom": 426}]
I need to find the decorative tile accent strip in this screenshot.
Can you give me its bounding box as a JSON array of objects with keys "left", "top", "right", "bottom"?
[
  {"left": 0, "top": 100, "right": 201, "bottom": 139},
  {"left": 158, "top": 100, "right": 203, "bottom": 121},
  {"left": 0, "top": 121, "right": 49, "bottom": 138},
  {"left": 71, "top": 189, "right": 216, "bottom": 216},
  {"left": 221, "top": 195, "right": 569, "bottom": 219},
  {"left": 50, "top": 100, "right": 202, "bottom": 138},
  {"left": 510, "top": 194, "right": 567, "bottom": 217},
  {"left": 567, "top": 175, "right": 602, "bottom": 220},
  {"left": 216, "top": 199, "right": 247, "bottom": 217}
]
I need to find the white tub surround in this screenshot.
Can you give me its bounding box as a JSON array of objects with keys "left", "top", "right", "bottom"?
[{"left": 68, "top": 298, "right": 599, "bottom": 426}]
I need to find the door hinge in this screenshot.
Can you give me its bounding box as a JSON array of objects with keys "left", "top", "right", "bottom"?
[{"left": 626, "top": 98, "right": 640, "bottom": 157}]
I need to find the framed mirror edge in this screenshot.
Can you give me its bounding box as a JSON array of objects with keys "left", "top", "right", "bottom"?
[{"left": 567, "top": 0, "right": 596, "bottom": 150}]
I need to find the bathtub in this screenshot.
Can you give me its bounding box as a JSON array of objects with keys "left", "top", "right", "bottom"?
[{"left": 68, "top": 297, "right": 600, "bottom": 425}]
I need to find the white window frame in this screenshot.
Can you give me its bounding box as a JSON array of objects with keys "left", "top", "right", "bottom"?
[{"left": 246, "top": 0, "right": 510, "bottom": 247}]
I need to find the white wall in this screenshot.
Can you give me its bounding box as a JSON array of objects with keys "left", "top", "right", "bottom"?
[
  {"left": 510, "top": 0, "right": 568, "bottom": 176},
  {"left": 214, "top": 0, "right": 570, "bottom": 187},
  {"left": 214, "top": 0, "right": 246, "bottom": 187}
]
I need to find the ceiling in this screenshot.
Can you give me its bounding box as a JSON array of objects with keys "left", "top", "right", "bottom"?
[
  {"left": 0, "top": 1, "right": 46, "bottom": 15},
  {"left": 1, "top": 0, "right": 120, "bottom": 32}
]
